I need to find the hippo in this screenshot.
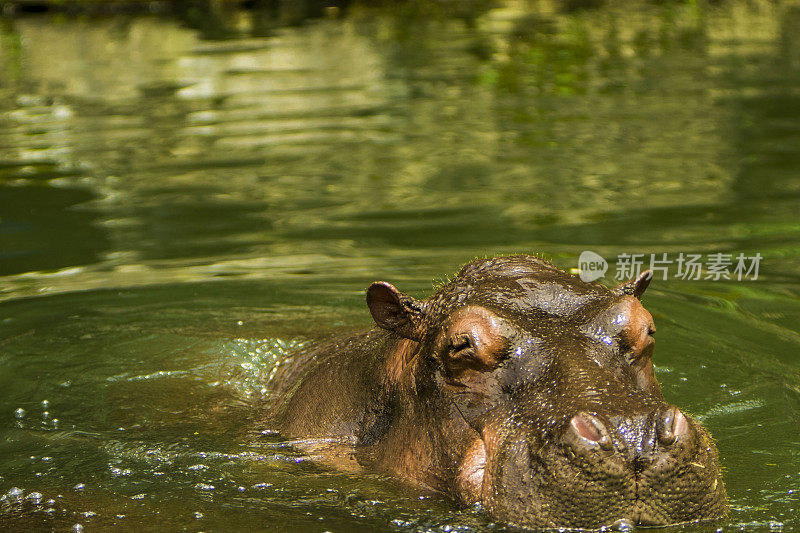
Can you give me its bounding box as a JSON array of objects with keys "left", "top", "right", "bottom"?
[{"left": 266, "top": 255, "right": 728, "bottom": 529}]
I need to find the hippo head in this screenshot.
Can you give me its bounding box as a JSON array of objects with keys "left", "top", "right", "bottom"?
[{"left": 366, "top": 255, "right": 727, "bottom": 529}]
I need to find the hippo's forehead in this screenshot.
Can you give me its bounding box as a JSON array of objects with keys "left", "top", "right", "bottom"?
[{"left": 429, "top": 256, "right": 614, "bottom": 322}]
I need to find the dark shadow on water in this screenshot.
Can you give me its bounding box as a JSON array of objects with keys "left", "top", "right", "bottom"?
[{"left": 0, "top": 183, "right": 109, "bottom": 276}]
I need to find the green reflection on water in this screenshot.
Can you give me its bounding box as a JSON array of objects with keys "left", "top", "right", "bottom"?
[{"left": 1, "top": 1, "right": 799, "bottom": 531}]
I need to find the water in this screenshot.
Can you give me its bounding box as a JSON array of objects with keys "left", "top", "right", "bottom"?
[{"left": 1, "top": 1, "right": 799, "bottom": 530}]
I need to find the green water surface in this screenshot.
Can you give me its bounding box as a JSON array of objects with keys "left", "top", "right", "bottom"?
[{"left": 1, "top": 1, "right": 799, "bottom": 531}]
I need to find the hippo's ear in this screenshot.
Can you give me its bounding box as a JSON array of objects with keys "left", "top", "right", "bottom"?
[
  {"left": 366, "top": 282, "right": 425, "bottom": 341},
  {"left": 613, "top": 270, "right": 652, "bottom": 299}
]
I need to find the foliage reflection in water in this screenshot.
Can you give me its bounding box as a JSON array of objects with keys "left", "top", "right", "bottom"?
[{"left": 1, "top": 0, "right": 800, "bottom": 531}]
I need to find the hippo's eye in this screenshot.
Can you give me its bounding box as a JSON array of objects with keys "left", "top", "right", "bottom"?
[{"left": 450, "top": 334, "right": 474, "bottom": 355}]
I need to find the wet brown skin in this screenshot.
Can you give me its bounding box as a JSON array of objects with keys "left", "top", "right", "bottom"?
[{"left": 267, "top": 255, "right": 728, "bottom": 529}]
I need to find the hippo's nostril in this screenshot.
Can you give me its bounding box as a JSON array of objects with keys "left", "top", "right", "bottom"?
[
  {"left": 657, "top": 407, "right": 688, "bottom": 446},
  {"left": 569, "top": 412, "right": 613, "bottom": 450}
]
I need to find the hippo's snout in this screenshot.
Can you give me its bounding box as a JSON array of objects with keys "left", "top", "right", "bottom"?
[{"left": 473, "top": 403, "right": 727, "bottom": 530}]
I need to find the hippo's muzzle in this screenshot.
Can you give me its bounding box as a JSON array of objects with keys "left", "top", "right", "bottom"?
[{"left": 459, "top": 401, "right": 727, "bottom": 529}]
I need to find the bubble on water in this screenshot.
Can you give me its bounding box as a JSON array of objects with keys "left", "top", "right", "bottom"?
[
  {"left": 188, "top": 464, "right": 208, "bottom": 471},
  {"left": 41, "top": 400, "right": 49, "bottom": 408},
  {"left": 130, "top": 494, "right": 146, "bottom": 500},
  {"left": 52, "top": 418, "right": 60, "bottom": 428},
  {"left": 194, "top": 483, "right": 215, "bottom": 491},
  {"left": 42, "top": 456, "right": 53, "bottom": 462},
  {"left": 194, "top": 512, "right": 204, "bottom": 519},
  {"left": 73, "top": 524, "right": 84, "bottom": 532},
  {"left": 42, "top": 411, "right": 50, "bottom": 419},
  {"left": 74, "top": 483, "right": 85, "bottom": 491},
  {"left": 110, "top": 467, "right": 132, "bottom": 477},
  {"left": 5, "top": 487, "right": 24, "bottom": 500},
  {"left": 46, "top": 499, "right": 56, "bottom": 505},
  {"left": 237, "top": 486, "right": 246, "bottom": 492},
  {"left": 14, "top": 408, "right": 26, "bottom": 419},
  {"left": 26, "top": 492, "right": 43, "bottom": 504},
  {"left": 82, "top": 511, "right": 97, "bottom": 518},
  {"left": 252, "top": 482, "right": 272, "bottom": 490}
]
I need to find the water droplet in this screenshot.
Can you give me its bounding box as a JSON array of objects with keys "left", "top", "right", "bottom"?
[
  {"left": 6, "top": 487, "right": 24, "bottom": 500},
  {"left": 611, "top": 518, "right": 634, "bottom": 531},
  {"left": 14, "top": 408, "right": 26, "bottom": 419}
]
